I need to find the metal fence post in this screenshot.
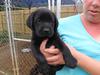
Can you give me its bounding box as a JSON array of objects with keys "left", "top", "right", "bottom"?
[{"left": 4, "top": 0, "right": 19, "bottom": 75}]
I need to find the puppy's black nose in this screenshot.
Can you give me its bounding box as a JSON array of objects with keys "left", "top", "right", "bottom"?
[
  {"left": 43, "top": 28, "right": 50, "bottom": 33},
  {"left": 39, "top": 27, "right": 53, "bottom": 37},
  {"left": 42, "top": 28, "right": 51, "bottom": 35}
]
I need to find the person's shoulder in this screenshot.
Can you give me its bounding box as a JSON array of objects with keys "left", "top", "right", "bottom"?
[
  {"left": 58, "top": 14, "right": 81, "bottom": 30},
  {"left": 59, "top": 14, "right": 80, "bottom": 22}
]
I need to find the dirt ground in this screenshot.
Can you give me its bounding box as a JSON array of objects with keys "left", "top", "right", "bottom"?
[{"left": 0, "top": 41, "right": 37, "bottom": 75}]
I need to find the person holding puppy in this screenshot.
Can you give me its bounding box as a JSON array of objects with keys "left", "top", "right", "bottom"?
[{"left": 40, "top": 0, "right": 100, "bottom": 75}]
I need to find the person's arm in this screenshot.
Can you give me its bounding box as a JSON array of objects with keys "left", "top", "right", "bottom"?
[
  {"left": 40, "top": 39, "right": 100, "bottom": 75},
  {"left": 70, "top": 46, "right": 100, "bottom": 75}
]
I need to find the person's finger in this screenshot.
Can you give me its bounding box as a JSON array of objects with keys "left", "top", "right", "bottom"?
[
  {"left": 46, "top": 52, "right": 62, "bottom": 62},
  {"left": 40, "top": 48, "right": 56, "bottom": 57},
  {"left": 46, "top": 53, "right": 64, "bottom": 65},
  {"left": 48, "top": 61, "right": 60, "bottom": 65},
  {"left": 48, "top": 60, "right": 65, "bottom": 65},
  {"left": 44, "top": 48, "right": 60, "bottom": 54},
  {"left": 40, "top": 39, "right": 48, "bottom": 50},
  {"left": 49, "top": 45, "right": 55, "bottom": 49}
]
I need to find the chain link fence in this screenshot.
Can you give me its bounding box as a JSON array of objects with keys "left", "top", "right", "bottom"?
[
  {"left": 0, "top": 0, "right": 83, "bottom": 75},
  {"left": 0, "top": 6, "right": 13, "bottom": 75}
]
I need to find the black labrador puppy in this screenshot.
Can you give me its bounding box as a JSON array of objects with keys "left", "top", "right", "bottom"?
[{"left": 27, "top": 8, "right": 77, "bottom": 75}]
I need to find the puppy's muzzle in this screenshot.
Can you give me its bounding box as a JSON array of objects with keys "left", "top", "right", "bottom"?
[
  {"left": 40, "top": 27, "right": 53, "bottom": 38},
  {"left": 43, "top": 28, "right": 50, "bottom": 34}
]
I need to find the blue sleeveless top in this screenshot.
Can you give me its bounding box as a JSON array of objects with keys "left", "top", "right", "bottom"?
[{"left": 56, "top": 14, "right": 100, "bottom": 75}]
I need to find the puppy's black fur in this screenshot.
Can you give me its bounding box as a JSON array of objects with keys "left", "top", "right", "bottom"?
[{"left": 27, "top": 8, "right": 77, "bottom": 75}]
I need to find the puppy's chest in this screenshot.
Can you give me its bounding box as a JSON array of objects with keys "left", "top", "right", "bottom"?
[{"left": 46, "top": 39, "right": 59, "bottom": 48}]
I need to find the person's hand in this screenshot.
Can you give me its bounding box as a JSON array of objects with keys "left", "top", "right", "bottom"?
[{"left": 40, "top": 39, "right": 65, "bottom": 65}]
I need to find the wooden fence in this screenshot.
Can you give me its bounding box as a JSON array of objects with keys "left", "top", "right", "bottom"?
[{"left": 0, "top": 6, "right": 81, "bottom": 35}]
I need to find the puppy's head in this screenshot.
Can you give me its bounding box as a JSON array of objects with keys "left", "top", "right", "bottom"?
[{"left": 27, "top": 8, "right": 58, "bottom": 38}]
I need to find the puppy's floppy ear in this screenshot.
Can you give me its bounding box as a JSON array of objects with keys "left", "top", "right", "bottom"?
[{"left": 27, "top": 12, "right": 35, "bottom": 31}]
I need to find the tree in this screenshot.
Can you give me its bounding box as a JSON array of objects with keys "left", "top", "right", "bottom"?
[
  {"left": 0, "top": 0, "right": 4, "bottom": 11},
  {"left": 11, "top": 0, "right": 34, "bottom": 13},
  {"left": 0, "top": 0, "right": 4, "bottom": 5}
]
